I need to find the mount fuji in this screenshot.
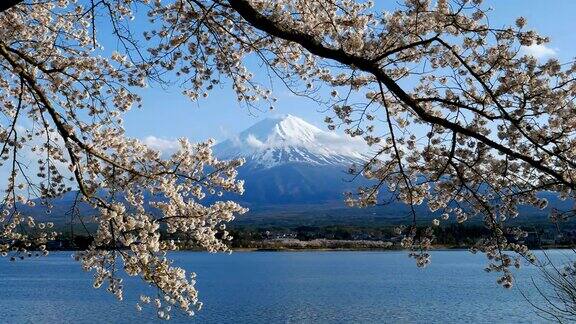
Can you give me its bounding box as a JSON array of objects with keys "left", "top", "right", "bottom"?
[
  {"left": 212, "top": 115, "right": 371, "bottom": 210},
  {"left": 214, "top": 114, "right": 367, "bottom": 168}
]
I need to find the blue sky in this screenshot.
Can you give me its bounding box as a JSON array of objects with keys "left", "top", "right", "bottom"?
[{"left": 120, "top": 0, "right": 576, "bottom": 145}]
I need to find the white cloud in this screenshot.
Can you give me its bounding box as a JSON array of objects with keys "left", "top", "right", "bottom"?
[
  {"left": 314, "top": 132, "right": 370, "bottom": 156},
  {"left": 141, "top": 136, "right": 180, "bottom": 156},
  {"left": 520, "top": 44, "right": 557, "bottom": 59},
  {"left": 245, "top": 134, "right": 265, "bottom": 148},
  {"left": 0, "top": 125, "right": 72, "bottom": 191}
]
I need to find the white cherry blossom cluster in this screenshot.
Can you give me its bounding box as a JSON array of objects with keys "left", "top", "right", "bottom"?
[{"left": 72, "top": 138, "right": 246, "bottom": 318}]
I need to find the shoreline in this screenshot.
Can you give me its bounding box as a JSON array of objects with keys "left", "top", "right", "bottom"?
[
  {"left": 47, "top": 245, "right": 576, "bottom": 253},
  {"left": 231, "top": 246, "right": 576, "bottom": 252}
]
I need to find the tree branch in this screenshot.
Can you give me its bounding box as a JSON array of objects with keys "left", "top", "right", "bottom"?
[
  {"left": 0, "top": 0, "right": 23, "bottom": 13},
  {"left": 228, "top": 0, "right": 571, "bottom": 189}
]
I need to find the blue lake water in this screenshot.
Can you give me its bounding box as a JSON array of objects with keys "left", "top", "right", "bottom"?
[{"left": 0, "top": 250, "right": 569, "bottom": 323}]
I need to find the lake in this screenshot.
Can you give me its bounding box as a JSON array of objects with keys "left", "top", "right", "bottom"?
[{"left": 0, "top": 250, "right": 569, "bottom": 323}]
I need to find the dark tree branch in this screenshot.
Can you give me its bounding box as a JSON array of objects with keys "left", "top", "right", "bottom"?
[
  {"left": 228, "top": 0, "right": 571, "bottom": 189},
  {"left": 0, "top": 0, "right": 23, "bottom": 13}
]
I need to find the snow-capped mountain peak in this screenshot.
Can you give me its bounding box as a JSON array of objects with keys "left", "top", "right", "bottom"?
[{"left": 214, "top": 114, "right": 368, "bottom": 168}]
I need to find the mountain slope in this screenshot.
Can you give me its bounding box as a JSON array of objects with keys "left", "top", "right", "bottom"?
[
  {"left": 214, "top": 114, "right": 367, "bottom": 168},
  {"left": 211, "top": 114, "right": 372, "bottom": 210}
]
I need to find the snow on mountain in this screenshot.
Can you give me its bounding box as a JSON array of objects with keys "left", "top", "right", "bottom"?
[{"left": 213, "top": 114, "right": 368, "bottom": 168}]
